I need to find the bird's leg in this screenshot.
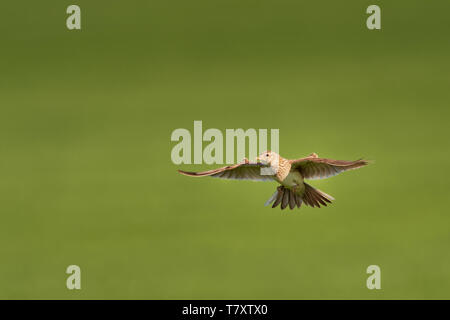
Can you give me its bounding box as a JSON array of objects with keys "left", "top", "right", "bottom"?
[
  {"left": 310, "top": 153, "right": 318, "bottom": 158},
  {"left": 242, "top": 157, "right": 249, "bottom": 164}
]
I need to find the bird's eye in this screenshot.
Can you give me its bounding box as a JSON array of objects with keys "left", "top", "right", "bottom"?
[{"left": 266, "top": 153, "right": 269, "bottom": 157}]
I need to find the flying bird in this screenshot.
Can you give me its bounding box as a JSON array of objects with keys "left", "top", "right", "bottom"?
[{"left": 178, "top": 151, "right": 370, "bottom": 210}]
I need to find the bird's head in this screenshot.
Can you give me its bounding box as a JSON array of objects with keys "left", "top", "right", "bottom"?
[{"left": 257, "top": 151, "right": 279, "bottom": 165}]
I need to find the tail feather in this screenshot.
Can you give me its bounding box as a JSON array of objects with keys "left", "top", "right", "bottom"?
[
  {"left": 295, "top": 194, "right": 303, "bottom": 208},
  {"left": 281, "top": 189, "right": 290, "bottom": 210},
  {"left": 303, "top": 183, "right": 334, "bottom": 208},
  {"left": 289, "top": 189, "right": 296, "bottom": 209},
  {"left": 265, "top": 183, "right": 334, "bottom": 210},
  {"left": 272, "top": 188, "right": 284, "bottom": 208},
  {"left": 264, "top": 190, "right": 278, "bottom": 206},
  {"left": 303, "top": 189, "right": 315, "bottom": 207}
]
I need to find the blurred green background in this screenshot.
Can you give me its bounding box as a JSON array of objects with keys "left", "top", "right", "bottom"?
[{"left": 1, "top": 0, "right": 449, "bottom": 299}]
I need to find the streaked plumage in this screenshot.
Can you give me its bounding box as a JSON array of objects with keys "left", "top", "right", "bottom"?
[{"left": 178, "top": 151, "right": 370, "bottom": 210}]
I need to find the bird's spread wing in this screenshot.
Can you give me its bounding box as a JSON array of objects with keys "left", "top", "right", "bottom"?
[
  {"left": 290, "top": 156, "right": 369, "bottom": 180},
  {"left": 178, "top": 161, "right": 275, "bottom": 181}
]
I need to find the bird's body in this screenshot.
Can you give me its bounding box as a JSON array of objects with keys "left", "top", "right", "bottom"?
[
  {"left": 271, "top": 156, "right": 301, "bottom": 187},
  {"left": 178, "top": 151, "right": 370, "bottom": 210},
  {"left": 280, "top": 170, "right": 304, "bottom": 188}
]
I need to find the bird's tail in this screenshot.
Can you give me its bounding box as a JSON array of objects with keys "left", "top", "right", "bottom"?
[
  {"left": 302, "top": 183, "right": 334, "bottom": 208},
  {"left": 264, "top": 186, "right": 303, "bottom": 210},
  {"left": 265, "top": 183, "right": 334, "bottom": 210}
]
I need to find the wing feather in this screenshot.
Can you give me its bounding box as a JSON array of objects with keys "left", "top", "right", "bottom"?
[
  {"left": 178, "top": 161, "right": 275, "bottom": 182},
  {"left": 290, "top": 156, "right": 369, "bottom": 180}
]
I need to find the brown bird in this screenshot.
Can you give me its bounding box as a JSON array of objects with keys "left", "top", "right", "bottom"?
[{"left": 178, "top": 151, "right": 370, "bottom": 210}]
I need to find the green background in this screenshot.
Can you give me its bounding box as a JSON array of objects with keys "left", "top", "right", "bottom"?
[{"left": 1, "top": 0, "right": 449, "bottom": 299}]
